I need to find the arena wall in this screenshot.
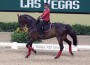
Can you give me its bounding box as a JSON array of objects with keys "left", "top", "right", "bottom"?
[{"left": 0, "top": 12, "right": 90, "bottom": 25}]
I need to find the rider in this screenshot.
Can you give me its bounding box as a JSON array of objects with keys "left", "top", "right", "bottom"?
[{"left": 38, "top": 3, "right": 50, "bottom": 38}]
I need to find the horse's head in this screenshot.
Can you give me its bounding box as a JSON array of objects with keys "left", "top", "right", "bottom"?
[
  {"left": 17, "top": 14, "right": 36, "bottom": 31},
  {"left": 17, "top": 14, "right": 26, "bottom": 31}
]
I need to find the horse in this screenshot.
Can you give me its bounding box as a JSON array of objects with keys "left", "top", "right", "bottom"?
[{"left": 17, "top": 14, "right": 78, "bottom": 59}]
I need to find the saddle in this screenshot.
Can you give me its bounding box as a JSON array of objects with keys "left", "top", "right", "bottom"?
[
  {"left": 43, "top": 23, "right": 52, "bottom": 32},
  {"left": 36, "top": 19, "right": 52, "bottom": 33}
]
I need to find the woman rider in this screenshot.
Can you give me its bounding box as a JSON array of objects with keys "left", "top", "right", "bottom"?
[{"left": 38, "top": 3, "right": 50, "bottom": 38}]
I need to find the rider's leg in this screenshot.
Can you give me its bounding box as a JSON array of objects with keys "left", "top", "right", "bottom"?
[
  {"left": 39, "top": 21, "right": 46, "bottom": 38},
  {"left": 38, "top": 21, "right": 43, "bottom": 34}
]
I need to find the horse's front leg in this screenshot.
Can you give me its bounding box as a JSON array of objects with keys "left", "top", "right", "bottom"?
[
  {"left": 25, "top": 39, "right": 36, "bottom": 58},
  {"left": 55, "top": 36, "right": 64, "bottom": 59}
]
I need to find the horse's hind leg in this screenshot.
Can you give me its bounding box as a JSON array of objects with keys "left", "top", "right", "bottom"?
[
  {"left": 64, "top": 38, "right": 74, "bottom": 56},
  {"left": 55, "top": 36, "right": 64, "bottom": 59},
  {"left": 25, "top": 38, "right": 36, "bottom": 58}
]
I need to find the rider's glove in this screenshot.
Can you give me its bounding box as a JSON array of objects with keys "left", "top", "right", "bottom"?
[{"left": 40, "top": 18, "right": 43, "bottom": 21}]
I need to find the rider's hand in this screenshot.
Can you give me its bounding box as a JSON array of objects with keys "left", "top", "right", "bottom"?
[
  {"left": 39, "top": 16, "right": 42, "bottom": 19},
  {"left": 37, "top": 16, "right": 43, "bottom": 21},
  {"left": 40, "top": 18, "right": 43, "bottom": 21},
  {"left": 37, "top": 16, "right": 40, "bottom": 20}
]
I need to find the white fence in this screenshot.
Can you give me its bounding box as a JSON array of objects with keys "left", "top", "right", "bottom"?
[{"left": 0, "top": 42, "right": 90, "bottom": 51}]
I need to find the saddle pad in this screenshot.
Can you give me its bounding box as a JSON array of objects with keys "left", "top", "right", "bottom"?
[{"left": 44, "top": 23, "right": 52, "bottom": 32}]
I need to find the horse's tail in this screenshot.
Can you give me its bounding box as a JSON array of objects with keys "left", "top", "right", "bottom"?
[{"left": 66, "top": 25, "right": 78, "bottom": 46}]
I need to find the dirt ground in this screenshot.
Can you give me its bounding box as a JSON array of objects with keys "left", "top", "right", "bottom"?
[
  {"left": 0, "top": 32, "right": 90, "bottom": 45},
  {"left": 0, "top": 32, "right": 12, "bottom": 42},
  {"left": 0, "top": 47, "right": 90, "bottom": 65}
]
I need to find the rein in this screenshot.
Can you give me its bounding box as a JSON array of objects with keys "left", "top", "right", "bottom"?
[{"left": 29, "top": 24, "right": 35, "bottom": 30}]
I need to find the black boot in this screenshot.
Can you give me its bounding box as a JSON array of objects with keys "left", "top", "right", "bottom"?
[{"left": 39, "top": 28, "right": 45, "bottom": 38}]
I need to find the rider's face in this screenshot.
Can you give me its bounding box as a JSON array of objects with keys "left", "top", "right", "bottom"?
[{"left": 44, "top": 5, "right": 48, "bottom": 9}]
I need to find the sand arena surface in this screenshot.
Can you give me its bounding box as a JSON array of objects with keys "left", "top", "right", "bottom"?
[{"left": 0, "top": 47, "right": 90, "bottom": 65}]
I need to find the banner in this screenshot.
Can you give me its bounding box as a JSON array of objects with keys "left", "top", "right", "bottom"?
[{"left": 0, "top": 0, "right": 90, "bottom": 14}]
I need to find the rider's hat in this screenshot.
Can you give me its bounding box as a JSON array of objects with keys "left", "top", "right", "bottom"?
[{"left": 44, "top": 3, "right": 49, "bottom": 7}]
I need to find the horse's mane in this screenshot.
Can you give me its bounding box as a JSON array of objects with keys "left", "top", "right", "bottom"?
[{"left": 21, "top": 14, "right": 37, "bottom": 22}]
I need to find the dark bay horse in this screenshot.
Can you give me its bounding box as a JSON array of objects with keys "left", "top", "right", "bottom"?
[{"left": 18, "top": 14, "right": 77, "bottom": 59}]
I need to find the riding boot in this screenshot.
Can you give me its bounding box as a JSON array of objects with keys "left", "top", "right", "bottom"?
[
  {"left": 39, "top": 28, "right": 45, "bottom": 38},
  {"left": 38, "top": 21, "right": 46, "bottom": 38}
]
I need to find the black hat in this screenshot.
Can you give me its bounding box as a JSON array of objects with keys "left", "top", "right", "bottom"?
[{"left": 44, "top": 3, "right": 49, "bottom": 6}]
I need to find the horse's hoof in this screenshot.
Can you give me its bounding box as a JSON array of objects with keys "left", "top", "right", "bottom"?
[
  {"left": 34, "top": 50, "right": 37, "bottom": 54},
  {"left": 71, "top": 53, "right": 74, "bottom": 56},
  {"left": 25, "top": 55, "right": 28, "bottom": 58},
  {"left": 54, "top": 57, "right": 58, "bottom": 59}
]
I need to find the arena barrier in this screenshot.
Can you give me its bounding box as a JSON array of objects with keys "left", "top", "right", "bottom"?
[{"left": 0, "top": 42, "right": 90, "bottom": 51}]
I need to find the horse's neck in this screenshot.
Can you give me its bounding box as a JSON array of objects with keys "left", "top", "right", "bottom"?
[
  {"left": 25, "top": 18, "right": 35, "bottom": 27},
  {"left": 27, "top": 21, "right": 34, "bottom": 28},
  {"left": 24, "top": 15, "right": 37, "bottom": 29}
]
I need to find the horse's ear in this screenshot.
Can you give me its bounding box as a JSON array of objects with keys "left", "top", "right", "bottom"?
[
  {"left": 17, "top": 14, "right": 19, "bottom": 17},
  {"left": 17, "top": 14, "right": 20, "bottom": 23}
]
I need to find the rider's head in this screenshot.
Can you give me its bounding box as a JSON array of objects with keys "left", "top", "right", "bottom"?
[{"left": 44, "top": 3, "right": 49, "bottom": 9}]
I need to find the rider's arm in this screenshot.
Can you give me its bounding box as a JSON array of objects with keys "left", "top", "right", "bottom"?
[{"left": 41, "top": 9, "right": 48, "bottom": 18}]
